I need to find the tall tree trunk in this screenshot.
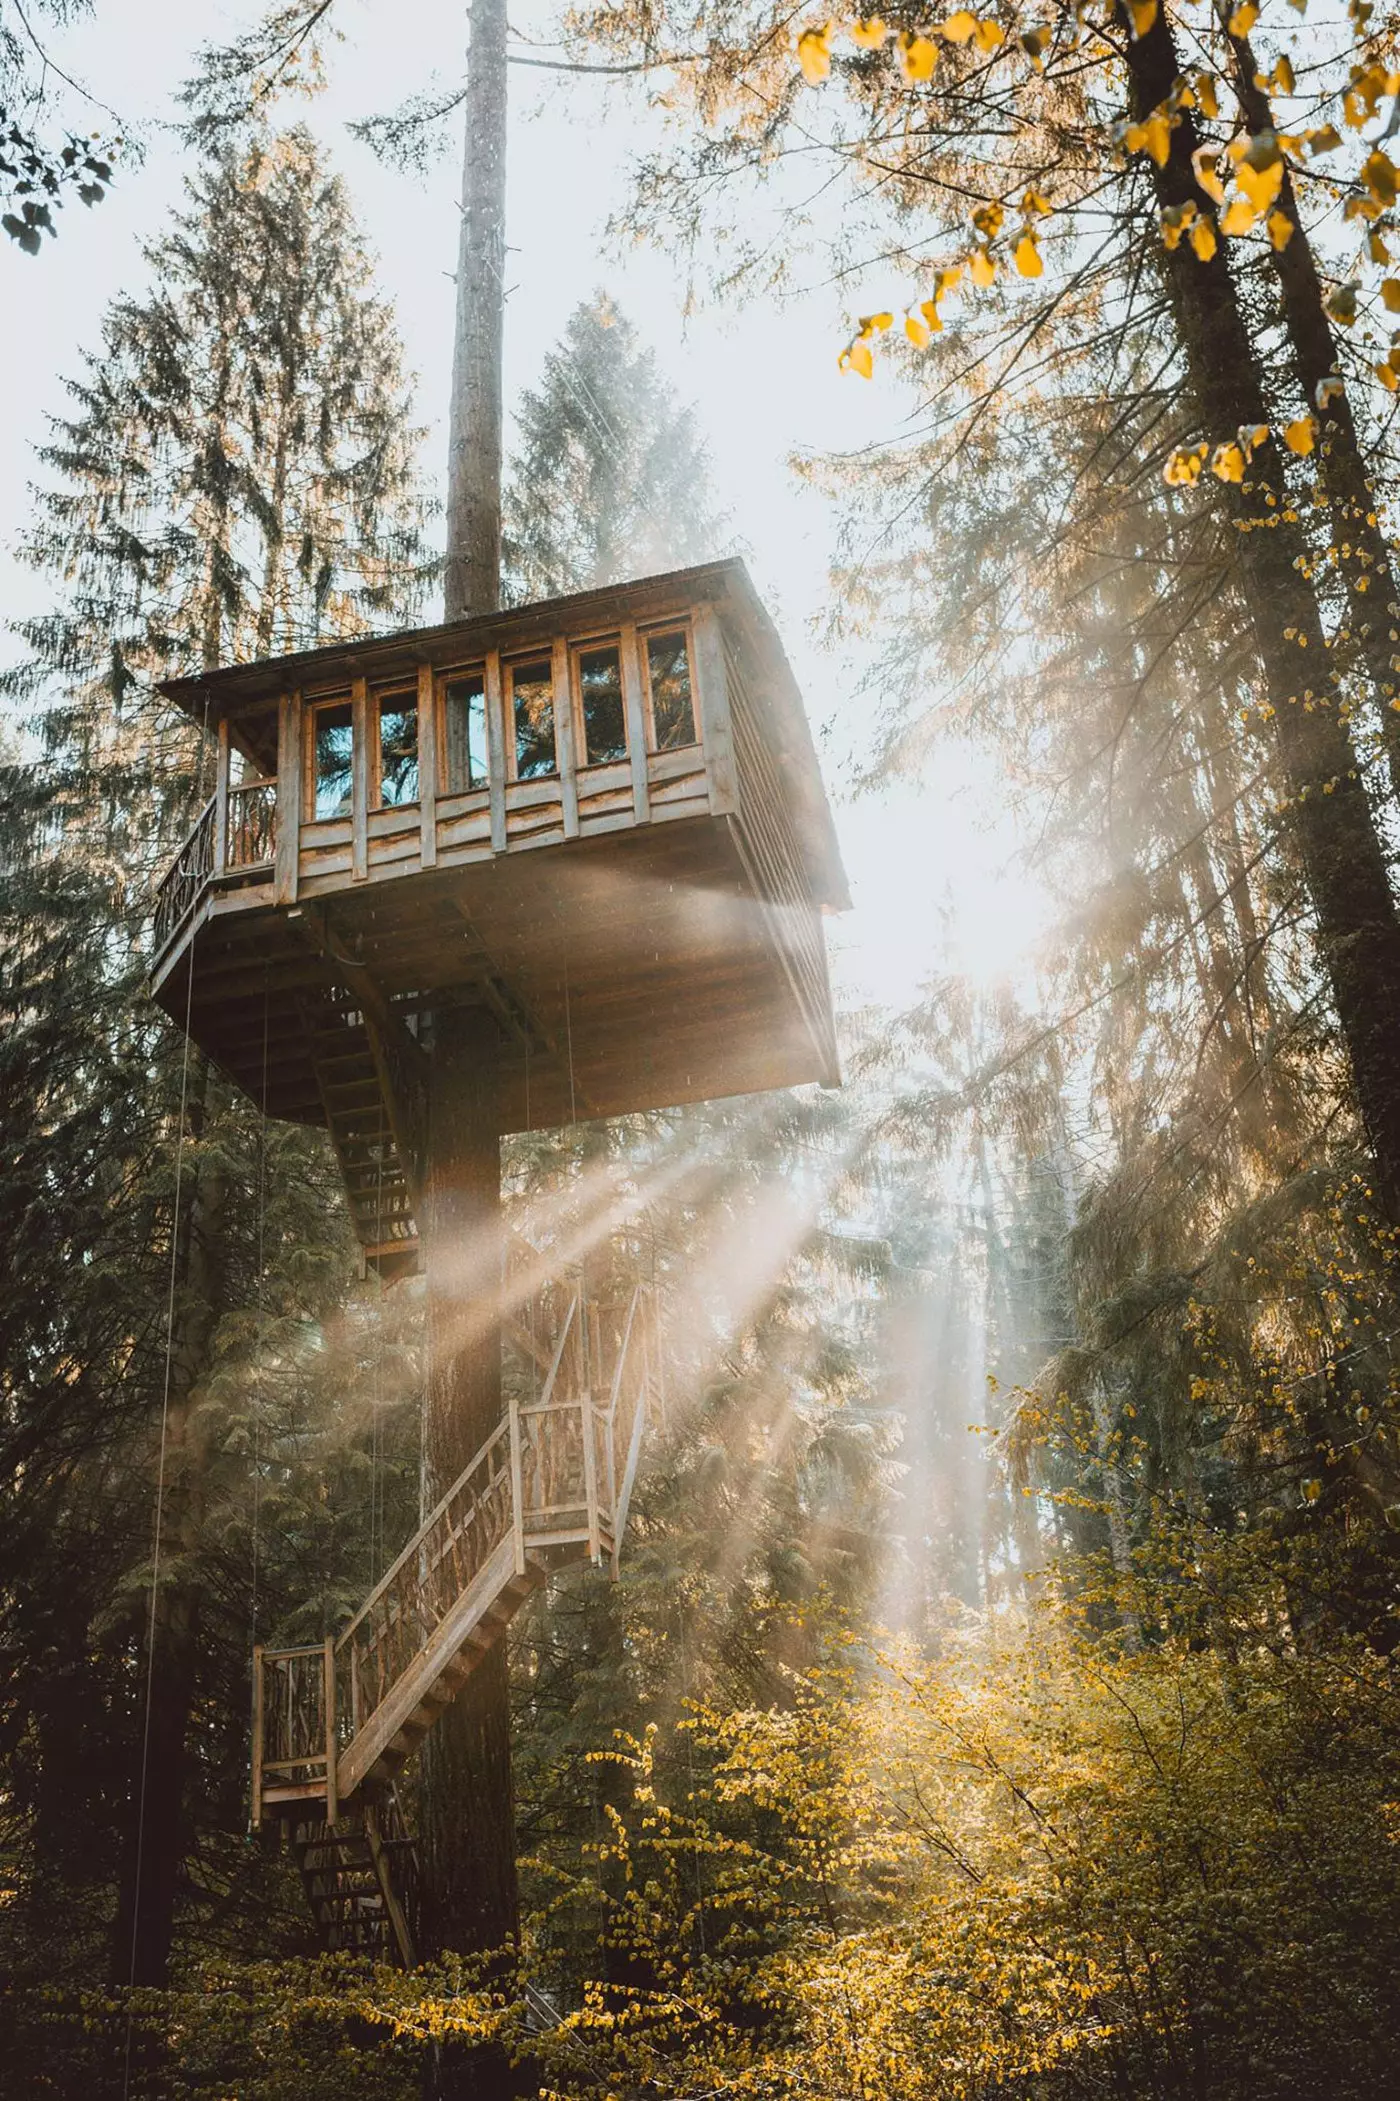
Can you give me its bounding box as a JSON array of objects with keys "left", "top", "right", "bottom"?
[
  {"left": 1219, "top": 13, "right": 1400, "bottom": 807},
  {"left": 1121, "top": 3, "right": 1400, "bottom": 1226},
  {"left": 444, "top": 0, "right": 508, "bottom": 621},
  {"left": 110, "top": 1084, "right": 228, "bottom": 1988},
  {"left": 420, "top": 1012, "right": 516, "bottom": 2096}
]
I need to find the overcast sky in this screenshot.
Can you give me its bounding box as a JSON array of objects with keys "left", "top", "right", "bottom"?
[{"left": 1, "top": 0, "right": 1045, "bottom": 1011}]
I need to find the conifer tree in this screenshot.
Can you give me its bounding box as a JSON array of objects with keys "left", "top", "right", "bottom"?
[
  {"left": 0, "top": 121, "right": 431, "bottom": 1994},
  {"left": 502, "top": 293, "right": 730, "bottom": 603}
]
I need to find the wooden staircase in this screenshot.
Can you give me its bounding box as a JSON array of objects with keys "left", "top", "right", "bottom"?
[
  {"left": 302, "top": 996, "right": 422, "bottom": 1280},
  {"left": 253, "top": 1273, "right": 661, "bottom": 1962}
]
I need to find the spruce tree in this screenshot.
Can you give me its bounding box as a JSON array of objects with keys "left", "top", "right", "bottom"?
[
  {"left": 502, "top": 293, "right": 730, "bottom": 603},
  {"left": 0, "top": 121, "right": 431, "bottom": 1999}
]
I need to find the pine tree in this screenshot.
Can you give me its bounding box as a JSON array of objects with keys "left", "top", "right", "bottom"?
[
  {"left": 0, "top": 121, "right": 431, "bottom": 1996},
  {"left": 502, "top": 294, "right": 730, "bottom": 603}
]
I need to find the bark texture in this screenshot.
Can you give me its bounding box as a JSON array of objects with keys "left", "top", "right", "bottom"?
[
  {"left": 1122, "top": 4, "right": 1400, "bottom": 1225},
  {"left": 444, "top": 0, "right": 509, "bottom": 622}
]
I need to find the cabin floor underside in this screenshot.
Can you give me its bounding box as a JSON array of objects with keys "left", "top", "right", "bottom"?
[{"left": 150, "top": 812, "right": 836, "bottom": 1136}]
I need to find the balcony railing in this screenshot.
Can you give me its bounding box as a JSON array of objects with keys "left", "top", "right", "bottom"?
[
  {"left": 228, "top": 777, "right": 277, "bottom": 868},
  {"left": 152, "top": 797, "right": 216, "bottom": 952}
]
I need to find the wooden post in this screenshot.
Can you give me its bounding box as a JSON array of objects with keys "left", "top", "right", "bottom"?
[
  {"left": 324, "top": 1637, "right": 338, "bottom": 1826},
  {"left": 250, "top": 1645, "right": 264, "bottom": 1830},
  {"left": 418, "top": 662, "right": 438, "bottom": 870},
  {"left": 485, "top": 648, "right": 507, "bottom": 853},
  {"left": 508, "top": 1393, "right": 526, "bottom": 1576},
  {"left": 214, "top": 717, "right": 230, "bottom": 876},
  {"left": 693, "top": 604, "right": 737, "bottom": 818},
  {"left": 274, "top": 690, "right": 301, "bottom": 905},
  {"left": 554, "top": 635, "right": 579, "bottom": 839},
  {"left": 351, "top": 676, "right": 370, "bottom": 883},
  {"left": 444, "top": 0, "right": 508, "bottom": 622},
  {"left": 620, "top": 621, "right": 650, "bottom": 823}
]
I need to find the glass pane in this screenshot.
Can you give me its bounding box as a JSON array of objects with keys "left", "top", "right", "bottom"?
[
  {"left": 512, "top": 659, "right": 556, "bottom": 779},
  {"left": 444, "top": 672, "right": 489, "bottom": 792},
  {"left": 377, "top": 697, "right": 419, "bottom": 807},
  {"left": 647, "top": 632, "right": 697, "bottom": 750},
  {"left": 578, "top": 645, "right": 627, "bottom": 766},
  {"left": 313, "top": 702, "right": 353, "bottom": 820}
]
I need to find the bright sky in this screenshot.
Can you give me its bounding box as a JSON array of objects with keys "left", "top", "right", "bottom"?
[{"left": 0, "top": 0, "right": 1047, "bottom": 1013}]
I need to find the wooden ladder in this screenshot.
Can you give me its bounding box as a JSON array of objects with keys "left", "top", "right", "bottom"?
[
  {"left": 253, "top": 1275, "right": 662, "bottom": 1961},
  {"left": 302, "top": 997, "right": 421, "bottom": 1279}
]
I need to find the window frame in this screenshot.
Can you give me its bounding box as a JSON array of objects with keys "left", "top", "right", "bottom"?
[
  {"left": 570, "top": 632, "right": 630, "bottom": 772},
  {"left": 639, "top": 620, "right": 700, "bottom": 755},
  {"left": 371, "top": 683, "right": 421, "bottom": 812},
  {"left": 437, "top": 661, "right": 492, "bottom": 798},
  {"left": 303, "top": 692, "right": 356, "bottom": 824},
  {"left": 505, "top": 652, "right": 559, "bottom": 783}
]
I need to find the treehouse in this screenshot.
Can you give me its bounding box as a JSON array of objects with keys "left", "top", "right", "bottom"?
[{"left": 150, "top": 559, "right": 848, "bottom": 1276}]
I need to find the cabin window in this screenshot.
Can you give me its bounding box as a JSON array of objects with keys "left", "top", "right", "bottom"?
[
  {"left": 577, "top": 644, "right": 627, "bottom": 766},
  {"left": 444, "top": 671, "right": 489, "bottom": 792},
  {"left": 376, "top": 693, "right": 419, "bottom": 807},
  {"left": 510, "top": 658, "right": 556, "bottom": 779},
  {"left": 311, "top": 701, "right": 354, "bottom": 820},
  {"left": 645, "top": 631, "right": 697, "bottom": 750}
]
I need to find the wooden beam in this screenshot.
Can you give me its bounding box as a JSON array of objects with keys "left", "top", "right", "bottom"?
[
  {"left": 363, "top": 1802, "right": 418, "bottom": 1968},
  {"left": 485, "top": 648, "right": 507, "bottom": 853},
  {"left": 351, "top": 677, "right": 369, "bottom": 883},
  {"left": 417, "top": 662, "right": 438, "bottom": 870},
  {"left": 214, "top": 717, "right": 230, "bottom": 877},
  {"left": 692, "top": 604, "right": 737, "bottom": 818},
  {"left": 274, "top": 691, "right": 302, "bottom": 905},
  {"left": 250, "top": 1645, "right": 264, "bottom": 1829},
  {"left": 553, "top": 635, "right": 579, "bottom": 839},
  {"left": 620, "top": 620, "right": 650, "bottom": 824}
]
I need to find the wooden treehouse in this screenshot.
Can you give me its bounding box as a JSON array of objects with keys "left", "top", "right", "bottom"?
[
  {"left": 149, "top": 558, "right": 846, "bottom": 1962},
  {"left": 151, "top": 560, "right": 848, "bottom": 1280}
]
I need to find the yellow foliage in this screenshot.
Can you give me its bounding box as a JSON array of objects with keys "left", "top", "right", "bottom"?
[
  {"left": 797, "top": 25, "right": 833, "bottom": 83},
  {"left": 1212, "top": 441, "right": 1246, "bottom": 482},
  {"left": 849, "top": 16, "right": 889, "bottom": 48},
  {"left": 1284, "top": 415, "right": 1317, "bottom": 454},
  {"left": 941, "top": 10, "right": 981, "bottom": 44},
  {"left": 896, "top": 30, "right": 938, "bottom": 80},
  {"left": 969, "top": 245, "right": 997, "bottom": 285},
  {"left": 1190, "top": 215, "right": 1218, "bottom": 260},
  {"left": 1129, "top": 0, "right": 1158, "bottom": 36},
  {"left": 1268, "top": 208, "right": 1295, "bottom": 249},
  {"left": 1014, "top": 231, "right": 1043, "bottom": 276},
  {"left": 1229, "top": 0, "right": 1260, "bottom": 31}
]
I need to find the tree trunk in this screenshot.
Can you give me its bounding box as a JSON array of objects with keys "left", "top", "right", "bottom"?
[
  {"left": 1122, "top": 3, "right": 1400, "bottom": 1226},
  {"left": 110, "top": 1084, "right": 228, "bottom": 1988},
  {"left": 1220, "top": 14, "right": 1400, "bottom": 807},
  {"left": 444, "top": 0, "right": 508, "bottom": 622},
  {"left": 419, "top": 1011, "right": 518, "bottom": 1954}
]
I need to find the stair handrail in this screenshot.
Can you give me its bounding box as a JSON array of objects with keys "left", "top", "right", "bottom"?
[{"left": 335, "top": 1412, "right": 511, "bottom": 1658}]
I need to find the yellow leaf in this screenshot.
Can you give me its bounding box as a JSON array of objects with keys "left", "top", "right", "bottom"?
[
  {"left": 897, "top": 31, "right": 939, "bottom": 79},
  {"left": 1364, "top": 150, "right": 1399, "bottom": 208},
  {"left": 1014, "top": 232, "right": 1043, "bottom": 275},
  {"left": 1163, "top": 443, "right": 1207, "bottom": 485},
  {"left": 797, "top": 26, "right": 832, "bottom": 83},
  {"left": 1228, "top": 1, "right": 1259, "bottom": 31},
  {"left": 1370, "top": 229, "right": 1391, "bottom": 263},
  {"left": 1189, "top": 215, "right": 1218, "bottom": 259},
  {"left": 1212, "top": 442, "right": 1246, "bottom": 482},
  {"left": 850, "top": 16, "right": 889, "bottom": 47},
  {"left": 1022, "top": 186, "right": 1051, "bottom": 216},
  {"left": 941, "top": 10, "right": 980, "bottom": 42},
  {"left": 1237, "top": 155, "right": 1284, "bottom": 214},
  {"left": 1127, "top": 109, "right": 1173, "bottom": 166},
  {"left": 1239, "top": 422, "right": 1270, "bottom": 454},
  {"left": 1193, "top": 144, "right": 1228, "bottom": 203},
  {"left": 934, "top": 263, "right": 963, "bottom": 295},
  {"left": 1302, "top": 1477, "right": 1322, "bottom": 1502},
  {"left": 1195, "top": 71, "right": 1220, "bottom": 120},
  {"left": 1160, "top": 199, "right": 1196, "bottom": 249},
  {"left": 972, "top": 198, "right": 1004, "bottom": 240},
  {"left": 1315, "top": 374, "right": 1344, "bottom": 407},
  {"left": 862, "top": 310, "right": 895, "bottom": 332},
  {"left": 918, "top": 298, "right": 946, "bottom": 329},
  {"left": 1381, "top": 279, "right": 1400, "bottom": 313},
  {"left": 1376, "top": 360, "right": 1399, "bottom": 392},
  {"left": 1129, "top": 0, "right": 1158, "bottom": 34},
  {"left": 1273, "top": 54, "right": 1295, "bottom": 95},
  {"left": 1267, "top": 209, "right": 1295, "bottom": 249},
  {"left": 840, "top": 338, "right": 874, "bottom": 378},
  {"left": 905, "top": 312, "right": 931, "bottom": 346},
  {"left": 1306, "top": 125, "right": 1342, "bottom": 155},
  {"left": 969, "top": 246, "right": 997, "bottom": 285},
  {"left": 1222, "top": 196, "right": 1259, "bottom": 235},
  {"left": 1284, "top": 415, "right": 1316, "bottom": 455},
  {"left": 1326, "top": 282, "right": 1358, "bottom": 326},
  {"left": 974, "top": 18, "right": 1006, "bottom": 51},
  {"left": 1020, "top": 26, "right": 1050, "bottom": 68}
]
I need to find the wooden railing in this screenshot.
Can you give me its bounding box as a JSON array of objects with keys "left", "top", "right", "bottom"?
[
  {"left": 152, "top": 796, "right": 216, "bottom": 951},
  {"left": 253, "top": 1279, "right": 661, "bottom": 1820},
  {"left": 227, "top": 777, "right": 277, "bottom": 868}
]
